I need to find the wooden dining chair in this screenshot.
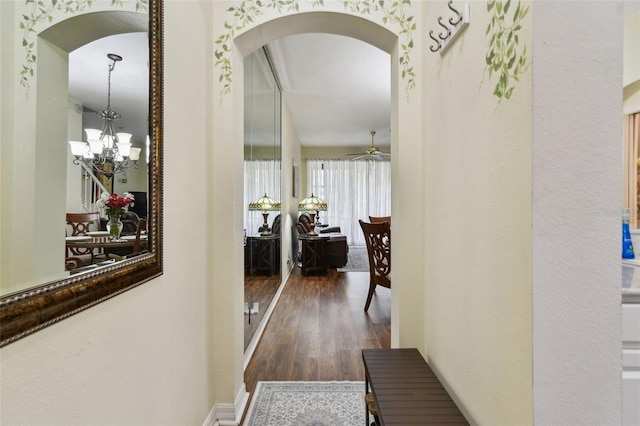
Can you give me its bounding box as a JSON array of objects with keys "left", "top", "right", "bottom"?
[
  {"left": 133, "top": 219, "right": 148, "bottom": 253},
  {"left": 359, "top": 219, "right": 391, "bottom": 312},
  {"left": 369, "top": 215, "right": 391, "bottom": 225},
  {"left": 66, "top": 212, "right": 101, "bottom": 258}
]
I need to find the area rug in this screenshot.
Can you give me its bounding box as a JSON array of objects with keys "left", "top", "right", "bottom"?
[
  {"left": 243, "top": 381, "right": 366, "bottom": 426},
  {"left": 337, "top": 246, "right": 369, "bottom": 272}
]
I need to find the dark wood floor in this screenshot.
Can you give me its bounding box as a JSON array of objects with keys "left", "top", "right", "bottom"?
[
  {"left": 244, "top": 274, "right": 281, "bottom": 349},
  {"left": 244, "top": 267, "right": 391, "bottom": 395}
]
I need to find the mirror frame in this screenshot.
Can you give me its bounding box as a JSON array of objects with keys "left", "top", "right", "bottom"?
[{"left": 0, "top": 0, "right": 164, "bottom": 347}]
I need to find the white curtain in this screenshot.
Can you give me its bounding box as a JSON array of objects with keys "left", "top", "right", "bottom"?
[
  {"left": 244, "top": 160, "right": 281, "bottom": 236},
  {"left": 305, "top": 159, "right": 391, "bottom": 246}
]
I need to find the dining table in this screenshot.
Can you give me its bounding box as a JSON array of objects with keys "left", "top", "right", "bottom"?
[{"left": 66, "top": 233, "right": 147, "bottom": 264}]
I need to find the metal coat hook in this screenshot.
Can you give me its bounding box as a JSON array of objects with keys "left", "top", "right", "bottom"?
[
  {"left": 429, "top": 31, "right": 441, "bottom": 52},
  {"left": 437, "top": 17, "right": 451, "bottom": 40},
  {"left": 448, "top": 0, "right": 463, "bottom": 25},
  {"left": 427, "top": 2, "right": 470, "bottom": 55}
]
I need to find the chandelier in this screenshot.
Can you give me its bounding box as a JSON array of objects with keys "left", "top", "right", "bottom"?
[{"left": 68, "top": 53, "right": 141, "bottom": 178}]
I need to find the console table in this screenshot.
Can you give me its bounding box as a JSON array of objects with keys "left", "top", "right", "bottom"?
[
  {"left": 362, "top": 348, "right": 468, "bottom": 425},
  {"left": 298, "top": 235, "right": 329, "bottom": 276},
  {"left": 245, "top": 234, "right": 280, "bottom": 276}
]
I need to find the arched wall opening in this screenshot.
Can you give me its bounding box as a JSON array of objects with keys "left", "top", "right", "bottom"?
[{"left": 230, "top": 9, "right": 412, "bottom": 370}]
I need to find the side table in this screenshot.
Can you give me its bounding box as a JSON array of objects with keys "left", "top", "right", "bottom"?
[
  {"left": 298, "top": 235, "right": 329, "bottom": 276},
  {"left": 245, "top": 234, "right": 280, "bottom": 276}
]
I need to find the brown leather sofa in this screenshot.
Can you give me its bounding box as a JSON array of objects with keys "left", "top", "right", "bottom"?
[{"left": 296, "top": 212, "right": 348, "bottom": 268}]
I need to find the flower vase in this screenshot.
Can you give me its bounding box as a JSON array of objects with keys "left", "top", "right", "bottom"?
[{"left": 107, "top": 216, "right": 123, "bottom": 240}]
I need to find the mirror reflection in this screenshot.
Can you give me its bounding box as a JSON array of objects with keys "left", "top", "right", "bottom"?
[
  {"left": 0, "top": 2, "right": 162, "bottom": 347},
  {"left": 65, "top": 34, "right": 149, "bottom": 276},
  {"left": 244, "top": 47, "right": 282, "bottom": 350},
  {"left": 0, "top": 31, "right": 149, "bottom": 297}
]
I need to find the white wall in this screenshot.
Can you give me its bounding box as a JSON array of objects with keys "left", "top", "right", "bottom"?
[
  {"left": 623, "top": 6, "right": 640, "bottom": 114},
  {"left": 281, "top": 100, "right": 302, "bottom": 272},
  {"left": 532, "top": 2, "right": 622, "bottom": 423},
  {"left": 0, "top": 1, "right": 626, "bottom": 425},
  {"left": 421, "top": 1, "right": 533, "bottom": 423},
  {"left": 0, "top": 1, "right": 215, "bottom": 423}
]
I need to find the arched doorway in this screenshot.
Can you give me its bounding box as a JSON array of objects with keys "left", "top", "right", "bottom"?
[{"left": 221, "top": 9, "right": 425, "bottom": 402}]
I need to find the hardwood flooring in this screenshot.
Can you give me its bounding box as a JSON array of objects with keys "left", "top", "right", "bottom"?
[
  {"left": 244, "top": 267, "right": 391, "bottom": 395},
  {"left": 244, "top": 274, "right": 281, "bottom": 349}
]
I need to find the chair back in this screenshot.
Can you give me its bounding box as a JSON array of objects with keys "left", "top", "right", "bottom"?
[
  {"left": 369, "top": 216, "right": 391, "bottom": 225},
  {"left": 359, "top": 220, "right": 391, "bottom": 289},
  {"left": 66, "top": 212, "right": 100, "bottom": 256},
  {"left": 133, "top": 219, "right": 148, "bottom": 253},
  {"left": 66, "top": 212, "right": 100, "bottom": 236}
]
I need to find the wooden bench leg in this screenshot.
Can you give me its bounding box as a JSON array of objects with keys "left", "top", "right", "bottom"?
[{"left": 365, "top": 393, "right": 380, "bottom": 426}]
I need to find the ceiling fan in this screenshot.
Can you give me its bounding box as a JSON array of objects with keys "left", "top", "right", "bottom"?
[{"left": 348, "top": 131, "right": 390, "bottom": 161}]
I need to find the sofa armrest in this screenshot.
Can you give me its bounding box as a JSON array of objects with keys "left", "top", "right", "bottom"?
[{"left": 320, "top": 226, "right": 341, "bottom": 233}]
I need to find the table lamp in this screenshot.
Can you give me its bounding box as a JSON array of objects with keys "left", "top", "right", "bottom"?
[
  {"left": 249, "top": 193, "right": 281, "bottom": 235},
  {"left": 298, "top": 193, "right": 327, "bottom": 235}
]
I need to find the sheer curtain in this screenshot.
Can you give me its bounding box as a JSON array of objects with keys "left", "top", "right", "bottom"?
[
  {"left": 306, "top": 159, "right": 391, "bottom": 246},
  {"left": 244, "top": 160, "right": 281, "bottom": 236}
]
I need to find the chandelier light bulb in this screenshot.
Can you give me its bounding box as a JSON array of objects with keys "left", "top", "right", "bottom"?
[
  {"left": 117, "top": 142, "right": 132, "bottom": 157},
  {"left": 117, "top": 133, "right": 132, "bottom": 144},
  {"left": 84, "top": 128, "right": 102, "bottom": 140},
  {"left": 69, "top": 141, "right": 88, "bottom": 157},
  {"left": 130, "top": 147, "right": 142, "bottom": 161}
]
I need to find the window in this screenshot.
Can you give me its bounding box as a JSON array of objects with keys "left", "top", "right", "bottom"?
[{"left": 306, "top": 159, "right": 390, "bottom": 245}]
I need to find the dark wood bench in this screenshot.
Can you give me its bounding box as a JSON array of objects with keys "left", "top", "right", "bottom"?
[{"left": 362, "top": 348, "right": 469, "bottom": 425}]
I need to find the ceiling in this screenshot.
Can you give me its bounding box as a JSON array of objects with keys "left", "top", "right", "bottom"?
[
  {"left": 267, "top": 33, "right": 391, "bottom": 148},
  {"left": 68, "top": 32, "right": 149, "bottom": 145},
  {"left": 69, "top": 32, "right": 390, "bottom": 150}
]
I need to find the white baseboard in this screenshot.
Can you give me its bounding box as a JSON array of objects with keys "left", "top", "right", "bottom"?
[
  {"left": 205, "top": 264, "right": 295, "bottom": 426},
  {"left": 202, "top": 385, "right": 249, "bottom": 426},
  {"left": 235, "top": 384, "right": 250, "bottom": 424}
]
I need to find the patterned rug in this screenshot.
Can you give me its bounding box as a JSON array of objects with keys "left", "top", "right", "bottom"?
[
  {"left": 337, "top": 246, "right": 369, "bottom": 272},
  {"left": 243, "top": 381, "right": 366, "bottom": 426}
]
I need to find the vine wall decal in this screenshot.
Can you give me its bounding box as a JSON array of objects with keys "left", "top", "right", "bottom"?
[
  {"left": 18, "top": 0, "right": 147, "bottom": 92},
  {"left": 484, "top": 0, "right": 530, "bottom": 101},
  {"left": 214, "top": 0, "right": 416, "bottom": 102}
]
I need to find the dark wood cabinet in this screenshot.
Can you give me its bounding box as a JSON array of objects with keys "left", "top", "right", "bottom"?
[
  {"left": 245, "top": 234, "right": 280, "bottom": 276},
  {"left": 298, "top": 235, "right": 329, "bottom": 276}
]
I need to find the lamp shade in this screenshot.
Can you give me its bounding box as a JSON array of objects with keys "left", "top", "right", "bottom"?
[
  {"left": 116, "top": 132, "right": 132, "bottom": 144},
  {"left": 298, "top": 193, "right": 327, "bottom": 212},
  {"left": 130, "top": 147, "right": 142, "bottom": 161},
  {"left": 84, "top": 128, "right": 102, "bottom": 141},
  {"left": 116, "top": 141, "right": 132, "bottom": 157},
  {"left": 249, "top": 193, "right": 281, "bottom": 211},
  {"left": 69, "top": 141, "right": 89, "bottom": 157}
]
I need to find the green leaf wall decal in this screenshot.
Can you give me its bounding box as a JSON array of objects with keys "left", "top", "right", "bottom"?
[
  {"left": 17, "top": 0, "right": 148, "bottom": 93},
  {"left": 214, "top": 0, "right": 416, "bottom": 103},
  {"left": 484, "top": 0, "right": 530, "bottom": 102}
]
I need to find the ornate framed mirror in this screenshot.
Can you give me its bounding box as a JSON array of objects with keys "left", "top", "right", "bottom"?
[{"left": 0, "top": 0, "right": 164, "bottom": 347}]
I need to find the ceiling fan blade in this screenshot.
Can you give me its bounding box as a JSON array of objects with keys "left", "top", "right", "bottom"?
[{"left": 349, "top": 154, "right": 369, "bottom": 161}]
